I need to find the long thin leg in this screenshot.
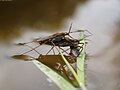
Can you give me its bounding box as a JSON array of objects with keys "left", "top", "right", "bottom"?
[
  {"left": 50, "top": 41, "right": 70, "bottom": 56},
  {"left": 77, "top": 43, "right": 84, "bottom": 57},
  {"left": 67, "top": 23, "right": 77, "bottom": 40},
  {"left": 62, "top": 48, "right": 70, "bottom": 53},
  {"left": 45, "top": 46, "right": 54, "bottom": 55},
  {"left": 50, "top": 41, "right": 60, "bottom": 53},
  {"left": 68, "top": 34, "right": 76, "bottom": 40},
  {"left": 68, "top": 23, "right": 72, "bottom": 33},
  {"left": 78, "top": 42, "right": 84, "bottom": 46},
  {"left": 69, "top": 42, "right": 84, "bottom": 57},
  {"left": 21, "top": 45, "right": 40, "bottom": 55},
  {"left": 69, "top": 29, "right": 92, "bottom": 40},
  {"left": 77, "top": 47, "right": 83, "bottom": 57},
  {"left": 52, "top": 48, "right": 55, "bottom": 55},
  {"left": 24, "top": 44, "right": 40, "bottom": 54},
  {"left": 59, "top": 47, "right": 70, "bottom": 55},
  {"left": 84, "top": 30, "right": 93, "bottom": 37}
]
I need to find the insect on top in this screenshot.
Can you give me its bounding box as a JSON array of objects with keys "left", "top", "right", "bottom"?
[{"left": 15, "top": 23, "right": 91, "bottom": 59}]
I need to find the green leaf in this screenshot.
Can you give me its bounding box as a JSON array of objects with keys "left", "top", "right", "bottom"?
[
  {"left": 77, "top": 32, "right": 87, "bottom": 90},
  {"left": 59, "top": 51, "right": 80, "bottom": 85},
  {"left": 32, "top": 60, "right": 77, "bottom": 90},
  {"left": 32, "top": 31, "right": 87, "bottom": 90},
  {"left": 59, "top": 31, "right": 87, "bottom": 90}
]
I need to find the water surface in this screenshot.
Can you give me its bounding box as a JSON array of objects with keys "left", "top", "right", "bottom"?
[{"left": 0, "top": 0, "right": 120, "bottom": 90}]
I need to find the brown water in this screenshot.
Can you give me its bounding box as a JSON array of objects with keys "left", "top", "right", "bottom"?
[{"left": 0, "top": 0, "right": 120, "bottom": 90}]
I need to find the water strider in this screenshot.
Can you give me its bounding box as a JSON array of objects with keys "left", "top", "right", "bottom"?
[
  {"left": 16, "top": 24, "right": 91, "bottom": 57},
  {"left": 12, "top": 24, "right": 91, "bottom": 88}
]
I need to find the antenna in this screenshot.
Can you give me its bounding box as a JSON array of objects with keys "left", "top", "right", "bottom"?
[{"left": 68, "top": 23, "right": 73, "bottom": 33}]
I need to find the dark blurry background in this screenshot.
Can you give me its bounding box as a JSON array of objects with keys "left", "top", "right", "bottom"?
[{"left": 0, "top": 0, "right": 86, "bottom": 43}]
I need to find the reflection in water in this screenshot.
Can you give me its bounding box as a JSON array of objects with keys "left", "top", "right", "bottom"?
[
  {"left": 12, "top": 54, "right": 79, "bottom": 87},
  {"left": 0, "top": 0, "right": 86, "bottom": 43},
  {"left": 35, "top": 55, "right": 79, "bottom": 87},
  {"left": 36, "top": 55, "right": 79, "bottom": 87}
]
